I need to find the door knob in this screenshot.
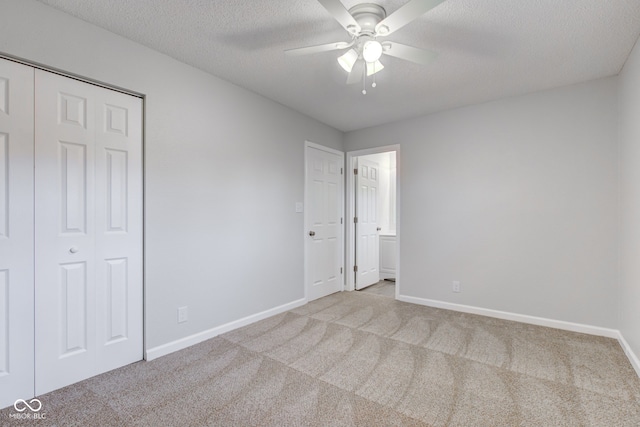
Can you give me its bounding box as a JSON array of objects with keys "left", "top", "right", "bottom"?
[
  {"left": 376, "top": 227, "right": 381, "bottom": 231},
  {"left": 69, "top": 246, "right": 79, "bottom": 254},
  {"left": 309, "top": 231, "right": 315, "bottom": 237}
]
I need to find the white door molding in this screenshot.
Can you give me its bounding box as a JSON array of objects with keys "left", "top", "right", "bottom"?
[{"left": 346, "top": 145, "right": 400, "bottom": 297}]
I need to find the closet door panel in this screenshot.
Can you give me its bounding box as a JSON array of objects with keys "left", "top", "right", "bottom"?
[
  {"left": 0, "top": 59, "right": 35, "bottom": 409},
  {"left": 95, "top": 85, "right": 143, "bottom": 372},
  {"left": 35, "top": 70, "right": 97, "bottom": 395}
]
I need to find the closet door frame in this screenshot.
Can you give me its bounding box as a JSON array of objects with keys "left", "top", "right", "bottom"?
[
  {"left": 0, "top": 54, "right": 145, "bottom": 407},
  {"left": 34, "top": 69, "right": 144, "bottom": 395}
]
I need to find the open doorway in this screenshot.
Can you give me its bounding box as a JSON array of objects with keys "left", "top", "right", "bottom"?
[{"left": 346, "top": 145, "right": 399, "bottom": 298}]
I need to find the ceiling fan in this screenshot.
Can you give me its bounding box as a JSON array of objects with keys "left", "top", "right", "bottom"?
[{"left": 285, "top": 0, "right": 445, "bottom": 94}]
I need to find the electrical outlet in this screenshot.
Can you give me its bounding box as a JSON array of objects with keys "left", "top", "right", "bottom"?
[
  {"left": 452, "top": 281, "right": 461, "bottom": 293},
  {"left": 178, "top": 306, "right": 188, "bottom": 323}
]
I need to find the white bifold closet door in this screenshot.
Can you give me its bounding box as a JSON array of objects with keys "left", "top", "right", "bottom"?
[
  {"left": 0, "top": 59, "right": 35, "bottom": 409},
  {"left": 34, "top": 70, "right": 143, "bottom": 396},
  {"left": 0, "top": 56, "right": 143, "bottom": 408}
]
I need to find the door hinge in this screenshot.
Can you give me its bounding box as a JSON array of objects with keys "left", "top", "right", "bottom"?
[
  {"left": 341, "top": 167, "right": 343, "bottom": 175},
  {"left": 341, "top": 217, "right": 343, "bottom": 224},
  {"left": 354, "top": 217, "right": 358, "bottom": 223},
  {"left": 340, "top": 267, "right": 343, "bottom": 274},
  {"left": 354, "top": 168, "right": 358, "bottom": 175},
  {"left": 353, "top": 265, "right": 358, "bottom": 272}
]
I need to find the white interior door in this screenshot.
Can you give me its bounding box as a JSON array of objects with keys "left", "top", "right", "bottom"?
[
  {"left": 355, "top": 158, "right": 380, "bottom": 290},
  {"left": 0, "top": 59, "right": 35, "bottom": 409},
  {"left": 34, "top": 70, "right": 143, "bottom": 395},
  {"left": 305, "top": 144, "right": 343, "bottom": 301}
]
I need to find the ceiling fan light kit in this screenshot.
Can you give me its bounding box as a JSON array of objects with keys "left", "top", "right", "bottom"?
[
  {"left": 362, "top": 40, "right": 383, "bottom": 62},
  {"left": 366, "top": 60, "right": 384, "bottom": 76},
  {"left": 285, "top": 0, "right": 445, "bottom": 94},
  {"left": 338, "top": 48, "right": 359, "bottom": 72}
]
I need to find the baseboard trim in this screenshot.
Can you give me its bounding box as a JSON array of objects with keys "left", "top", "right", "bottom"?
[
  {"left": 144, "top": 298, "right": 307, "bottom": 361},
  {"left": 396, "top": 294, "right": 640, "bottom": 377},
  {"left": 143, "top": 293, "right": 640, "bottom": 379},
  {"left": 396, "top": 294, "right": 619, "bottom": 338},
  {"left": 616, "top": 331, "right": 640, "bottom": 377}
]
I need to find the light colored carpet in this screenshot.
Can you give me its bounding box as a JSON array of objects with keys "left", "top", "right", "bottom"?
[
  {"left": 359, "top": 280, "right": 396, "bottom": 298},
  {"left": 2, "top": 291, "right": 639, "bottom": 426}
]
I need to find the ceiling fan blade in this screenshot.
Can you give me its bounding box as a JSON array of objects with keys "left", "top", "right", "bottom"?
[
  {"left": 382, "top": 42, "right": 437, "bottom": 65},
  {"left": 285, "top": 41, "right": 351, "bottom": 56},
  {"left": 346, "top": 61, "right": 364, "bottom": 85},
  {"left": 318, "top": 0, "right": 361, "bottom": 34},
  {"left": 375, "top": 0, "right": 446, "bottom": 36}
]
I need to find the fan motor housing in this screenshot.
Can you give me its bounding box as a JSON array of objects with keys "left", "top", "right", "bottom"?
[{"left": 348, "top": 3, "right": 386, "bottom": 35}]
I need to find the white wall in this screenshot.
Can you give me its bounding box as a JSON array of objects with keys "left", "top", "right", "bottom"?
[
  {"left": 0, "top": 0, "right": 629, "bottom": 357},
  {"left": 0, "top": 0, "right": 343, "bottom": 350},
  {"left": 619, "top": 37, "right": 640, "bottom": 359},
  {"left": 345, "top": 78, "right": 619, "bottom": 328}
]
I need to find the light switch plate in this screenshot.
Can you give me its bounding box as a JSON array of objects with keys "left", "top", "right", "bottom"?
[{"left": 295, "top": 202, "right": 304, "bottom": 213}]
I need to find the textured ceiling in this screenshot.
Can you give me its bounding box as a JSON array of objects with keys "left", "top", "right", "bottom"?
[{"left": 37, "top": 0, "right": 640, "bottom": 132}]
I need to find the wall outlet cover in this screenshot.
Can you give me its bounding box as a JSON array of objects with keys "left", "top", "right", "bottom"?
[
  {"left": 452, "top": 281, "right": 461, "bottom": 293},
  {"left": 178, "top": 306, "right": 188, "bottom": 323}
]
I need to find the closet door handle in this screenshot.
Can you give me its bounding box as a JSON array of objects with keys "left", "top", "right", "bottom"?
[
  {"left": 309, "top": 231, "right": 316, "bottom": 237},
  {"left": 69, "top": 246, "right": 79, "bottom": 254}
]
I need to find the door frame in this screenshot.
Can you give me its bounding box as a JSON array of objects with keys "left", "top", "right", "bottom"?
[
  {"left": 346, "top": 145, "right": 400, "bottom": 297},
  {"left": 304, "top": 141, "right": 345, "bottom": 301}
]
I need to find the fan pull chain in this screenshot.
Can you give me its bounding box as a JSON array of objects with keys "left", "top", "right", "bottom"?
[
  {"left": 372, "top": 71, "right": 377, "bottom": 88},
  {"left": 362, "top": 65, "right": 367, "bottom": 95}
]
